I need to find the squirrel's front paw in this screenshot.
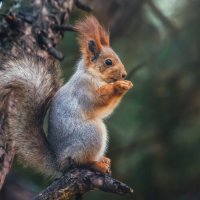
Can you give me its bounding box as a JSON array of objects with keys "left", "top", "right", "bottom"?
[{"left": 114, "top": 80, "right": 133, "bottom": 94}]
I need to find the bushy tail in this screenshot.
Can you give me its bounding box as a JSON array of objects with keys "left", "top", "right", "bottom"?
[{"left": 0, "top": 54, "right": 62, "bottom": 183}]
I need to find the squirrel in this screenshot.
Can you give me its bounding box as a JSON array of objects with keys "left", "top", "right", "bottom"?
[{"left": 0, "top": 16, "right": 133, "bottom": 179}]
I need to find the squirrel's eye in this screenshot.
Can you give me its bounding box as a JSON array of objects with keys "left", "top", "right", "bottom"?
[{"left": 105, "top": 59, "right": 112, "bottom": 66}]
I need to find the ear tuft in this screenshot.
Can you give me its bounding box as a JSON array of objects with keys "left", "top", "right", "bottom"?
[
  {"left": 88, "top": 40, "right": 99, "bottom": 61},
  {"left": 74, "top": 15, "right": 110, "bottom": 62}
]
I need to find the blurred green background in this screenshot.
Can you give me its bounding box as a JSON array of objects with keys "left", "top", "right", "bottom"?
[{"left": 1, "top": 0, "right": 200, "bottom": 200}]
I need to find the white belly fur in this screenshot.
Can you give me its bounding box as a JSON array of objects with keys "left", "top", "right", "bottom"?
[{"left": 94, "top": 119, "right": 108, "bottom": 161}]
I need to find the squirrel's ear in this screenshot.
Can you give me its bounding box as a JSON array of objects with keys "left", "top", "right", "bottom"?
[
  {"left": 88, "top": 40, "right": 100, "bottom": 61},
  {"left": 74, "top": 15, "right": 110, "bottom": 63}
]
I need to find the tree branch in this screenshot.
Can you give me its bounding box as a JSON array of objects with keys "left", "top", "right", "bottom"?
[
  {"left": 75, "top": 0, "right": 92, "bottom": 12},
  {"left": 147, "top": 0, "right": 179, "bottom": 34},
  {"left": 33, "top": 168, "right": 133, "bottom": 200}
]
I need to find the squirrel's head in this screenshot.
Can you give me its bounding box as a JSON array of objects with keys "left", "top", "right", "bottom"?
[{"left": 74, "top": 16, "right": 127, "bottom": 83}]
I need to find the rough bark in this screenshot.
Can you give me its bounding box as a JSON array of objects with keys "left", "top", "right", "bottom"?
[
  {"left": 0, "top": 0, "right": 133, "bottom": 199},
  {"left": 34, "top": 168, "right": 133, "bottom": 200},
  {"left": 0, "top": 0, "right": 75, "bottom": 60}
]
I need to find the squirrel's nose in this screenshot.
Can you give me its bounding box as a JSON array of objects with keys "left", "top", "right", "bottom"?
[{"left": 122, "top": 72, "right": 127, "bottom": 79}]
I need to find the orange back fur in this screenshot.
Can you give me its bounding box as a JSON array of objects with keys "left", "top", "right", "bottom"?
[{"left": 74, "top": 15, "right": 110, "bottom": 59}]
